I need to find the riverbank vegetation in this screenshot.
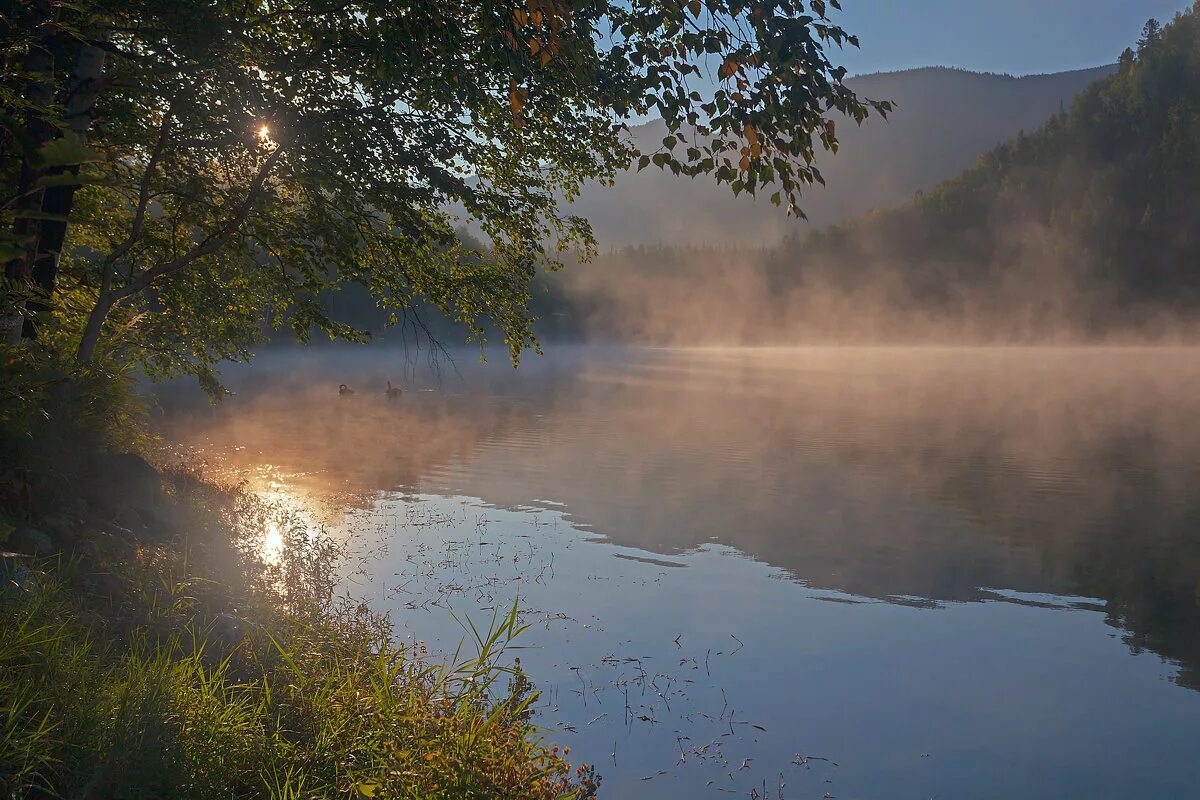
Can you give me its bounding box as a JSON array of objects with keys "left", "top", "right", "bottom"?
[{"left": 0, "top": 363, "right": 597, "bottom": 798}]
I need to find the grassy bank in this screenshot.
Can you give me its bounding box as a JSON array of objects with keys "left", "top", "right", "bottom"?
[{"left": 0, "top": 350, "right": 595, "bottom": 799}]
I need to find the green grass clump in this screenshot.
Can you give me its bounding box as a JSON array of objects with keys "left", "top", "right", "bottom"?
[{"left": 1, "top": 579, "right": 595, "bottom": 799}]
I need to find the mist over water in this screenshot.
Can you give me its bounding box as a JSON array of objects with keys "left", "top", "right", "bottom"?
[
  {"left": 549, "top": 232, "right": 1200, "bottom": 347},
  {"left": 161, "top": 346, "right": 1200, "bottom": 797}
]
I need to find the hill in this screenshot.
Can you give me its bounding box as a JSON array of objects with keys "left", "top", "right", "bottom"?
[
  {"left": 564, "top": 65, "right": 1114, "bottom": 248},
  {"left": 760, "top": 7, "right": 1200, "bottom": 340}
]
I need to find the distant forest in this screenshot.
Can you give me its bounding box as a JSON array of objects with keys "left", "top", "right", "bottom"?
[{"left": 766, "top": 9, "right": 1200, "bottom": 338}]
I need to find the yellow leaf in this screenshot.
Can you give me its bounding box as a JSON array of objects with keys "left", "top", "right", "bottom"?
[
  {"left": 357, "top": 781, "right": 380, "bottom": 797},
  {"left": 739, "top": 153, "right": 750, "bottom": 171},
  {"left": 718, "top": 60, "right": 738, "bottom": 80},
  {"left": 745, "top": 123, "right": 761, "bottom": 157},
  {"left": 509, "top": 79, "right": 527, "bottom": 128}
]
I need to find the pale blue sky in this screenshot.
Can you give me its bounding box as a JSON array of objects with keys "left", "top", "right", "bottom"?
[{"left": 832, "top": 1, "right": 1195, "bottom": 76}]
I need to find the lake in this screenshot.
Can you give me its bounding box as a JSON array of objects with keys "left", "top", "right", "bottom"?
[{"left": 160, "top": 346, "right": 1200, "bottom": 798}]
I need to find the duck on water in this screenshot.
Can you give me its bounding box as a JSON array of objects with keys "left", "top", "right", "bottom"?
[{"left": 339, "top": 383, "right": 403, "bottom": 399}]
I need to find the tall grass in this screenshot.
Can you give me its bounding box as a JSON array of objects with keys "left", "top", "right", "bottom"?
[
  {"left": 0, "top": 344, "right": 596, "bottom": 799},
  {"left": 0, "top": 534, "right": 596, "bottom": 798}
]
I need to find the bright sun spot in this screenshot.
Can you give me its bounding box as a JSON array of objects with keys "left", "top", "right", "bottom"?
[
  {"left": 262, "top": 519, "right": 284, "bottom": 564},
  {"left": 257, "top": 124, "right": 272, "bottom": 142}
]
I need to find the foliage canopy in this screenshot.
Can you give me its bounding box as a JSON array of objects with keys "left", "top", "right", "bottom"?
[{"left": 1, "top": 0, "right": 885, "bottom": 386}]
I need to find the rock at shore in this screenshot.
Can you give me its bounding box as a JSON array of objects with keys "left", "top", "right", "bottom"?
[
  {"left": 11, "top": 527, "right": 53, "bottom": 557},
  {"left": 83, "top": 452, "right": 182, "bottom": 536}
]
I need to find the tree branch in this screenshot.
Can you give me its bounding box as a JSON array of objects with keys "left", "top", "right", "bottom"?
[
  {"left": 110, "top": 143, "right": 287, "bottom": 301},
  {"left": 102, "top": 115, "right": 171, "bottom": 269}
]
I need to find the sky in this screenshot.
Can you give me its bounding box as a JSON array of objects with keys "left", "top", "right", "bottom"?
[{"left": 832, "top": 0, "right": 1195, "bottom": 76}]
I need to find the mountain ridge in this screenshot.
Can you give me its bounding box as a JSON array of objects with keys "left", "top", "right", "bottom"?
[{"left": 568, "top": 63, "right": 1116, "bottom": 248}]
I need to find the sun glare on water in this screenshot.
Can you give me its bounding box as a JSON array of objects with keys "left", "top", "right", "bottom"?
[
  {"left": 253, "top": 478, "right": 312, "bottom": 565},
  {"left": 262, "top": 519, "right": 285, "bottom": 564}
]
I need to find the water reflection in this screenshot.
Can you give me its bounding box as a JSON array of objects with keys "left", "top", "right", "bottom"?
[
  {"left": 161, "top": 347, "right": 1200, "bottom": 795},
  {"left": 332, "top": 493, "right": 1199, "bottom": 798},
  {"left": 164, "top": 347, "right": 1200, "bottom": 690}
]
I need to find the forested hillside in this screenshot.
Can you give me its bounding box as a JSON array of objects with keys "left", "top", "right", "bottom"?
[
  {"left": 552, "top": 7, "right": 1200, "bottom": 344},
  {"left": 761, "top": 8, "right": 1200, "bottom": 338},
  {"left": 267, "top": 10, "right": 1198, "bottom": 347}
]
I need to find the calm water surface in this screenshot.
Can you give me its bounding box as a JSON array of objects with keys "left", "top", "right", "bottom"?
[{"left": 162, "top": 347, "right": 1200, "bottom": 798}]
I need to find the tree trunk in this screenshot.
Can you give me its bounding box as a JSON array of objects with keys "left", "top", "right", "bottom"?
[
  {"left": 22, "top": 38, "right": 108, "bottom": 339},
  {"left": 76, "top": 289, "right": 113, "bottom": 365},
  {"left": 2, "top": 0, "right": 57, "bottom": 345}
]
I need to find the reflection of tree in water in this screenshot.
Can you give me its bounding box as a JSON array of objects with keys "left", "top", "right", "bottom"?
[
  {"left": 874, "top": 396, "right": 1200, "bottom": 691},
  {"left": 1065, "top": 435, "right": 1200, "bottom": 691},
  {"left": 165, "top": 348, "right": 1200, "bottom": 691},
  {"left": 487, "top": 349, "right": 1200, "bottom": 691}
]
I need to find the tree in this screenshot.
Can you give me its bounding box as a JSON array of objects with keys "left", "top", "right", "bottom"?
[
  {"left": 1138, "top": 18, "right": 1162, "bottom": 54},
  {"left": 1118, "top": 47, "right": 1136, "bottom": 74},
  {"left": 1, "top": 0, "right": 888, "bottom": 383}
]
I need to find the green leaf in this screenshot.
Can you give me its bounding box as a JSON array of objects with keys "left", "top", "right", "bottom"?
[{"left": 37, "top": 138, "right": 102, "bottom": 168}]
